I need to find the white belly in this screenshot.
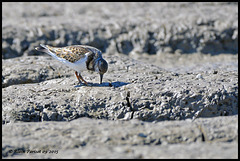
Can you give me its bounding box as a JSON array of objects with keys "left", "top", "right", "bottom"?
[{"left": 71, "top": 56, "right": 88, "bottom": 72}]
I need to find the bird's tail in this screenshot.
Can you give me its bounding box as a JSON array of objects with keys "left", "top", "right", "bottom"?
[{"left": 35, "top": 44, "right": 48, "bottom": 53}]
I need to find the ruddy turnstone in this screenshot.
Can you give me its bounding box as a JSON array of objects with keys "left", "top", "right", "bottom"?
[{"left": 35, "top": 44, "right": 108, "bottom": 85}]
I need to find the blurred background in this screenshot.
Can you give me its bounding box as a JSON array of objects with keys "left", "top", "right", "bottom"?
[{"left": 2, "top": 2, "right": 238, "bottom": 71}]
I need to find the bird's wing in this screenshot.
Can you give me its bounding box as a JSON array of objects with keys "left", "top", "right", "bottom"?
[{"left": 46, "top": 45, "right": 91, "bottom": 63}]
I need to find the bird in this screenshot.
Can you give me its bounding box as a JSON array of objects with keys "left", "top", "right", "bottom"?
[{"left": 35, "top": 44, "right": 108, "bottom": 86}]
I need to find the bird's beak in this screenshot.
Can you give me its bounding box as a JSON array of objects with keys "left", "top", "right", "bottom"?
[{"left": 100, "top": 74, "right": 103, "bottom": 84}]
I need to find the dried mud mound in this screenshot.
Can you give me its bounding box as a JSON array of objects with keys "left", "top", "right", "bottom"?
[{"left": 2, "top": 54, "right": 238, "bottom": 123}]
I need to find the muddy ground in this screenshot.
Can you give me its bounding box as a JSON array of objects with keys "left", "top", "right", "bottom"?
[{"left": 2, "top": 2, "right": 238, "bottom": 159}]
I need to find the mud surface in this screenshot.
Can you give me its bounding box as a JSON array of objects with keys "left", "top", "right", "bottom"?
[
  {"left": 2, "top": 2, "right": 238, "bottom": 159},
  {"left": 2, "top": 116, "right": 238, "bottom": 159}
]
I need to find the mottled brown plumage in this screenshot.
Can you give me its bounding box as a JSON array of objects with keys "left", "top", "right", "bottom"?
[{"left": 46, "top": 45, "right": 90, "bottom": 63}]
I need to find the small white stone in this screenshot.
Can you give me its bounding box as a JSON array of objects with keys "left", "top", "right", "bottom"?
[{"left": 196, "top": 74, "right": 203, "bottom": 79}]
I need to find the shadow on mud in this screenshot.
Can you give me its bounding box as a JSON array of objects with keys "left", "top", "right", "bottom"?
[{"left": 74, "top": 81, "right": 130, "bottom": 88}]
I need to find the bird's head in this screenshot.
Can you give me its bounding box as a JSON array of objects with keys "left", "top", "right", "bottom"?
[{"left": 95, "top": 58, "right": 108, "bottom": 84}]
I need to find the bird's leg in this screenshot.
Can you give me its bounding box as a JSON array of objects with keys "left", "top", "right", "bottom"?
[
  {"left": 75, "top": 71, "right": 88, "bottom": 86},
  {"left": 78, "top": 73, "right": 88, "bottom": 86},
  {"left": 75, "top": 71, "right": 82, "bottom": 84}
]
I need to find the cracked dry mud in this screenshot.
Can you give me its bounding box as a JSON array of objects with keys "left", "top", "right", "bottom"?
[
  {"left": 2, "top": 53, "right": 238, "bottom": 123},
  {"left": 2, "top": 53, "right": 238, "bottom": 159}
]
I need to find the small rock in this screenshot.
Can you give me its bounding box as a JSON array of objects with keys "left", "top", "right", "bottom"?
[{"left": 196, "top": 74, "right": 203, "bottom": 79}]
